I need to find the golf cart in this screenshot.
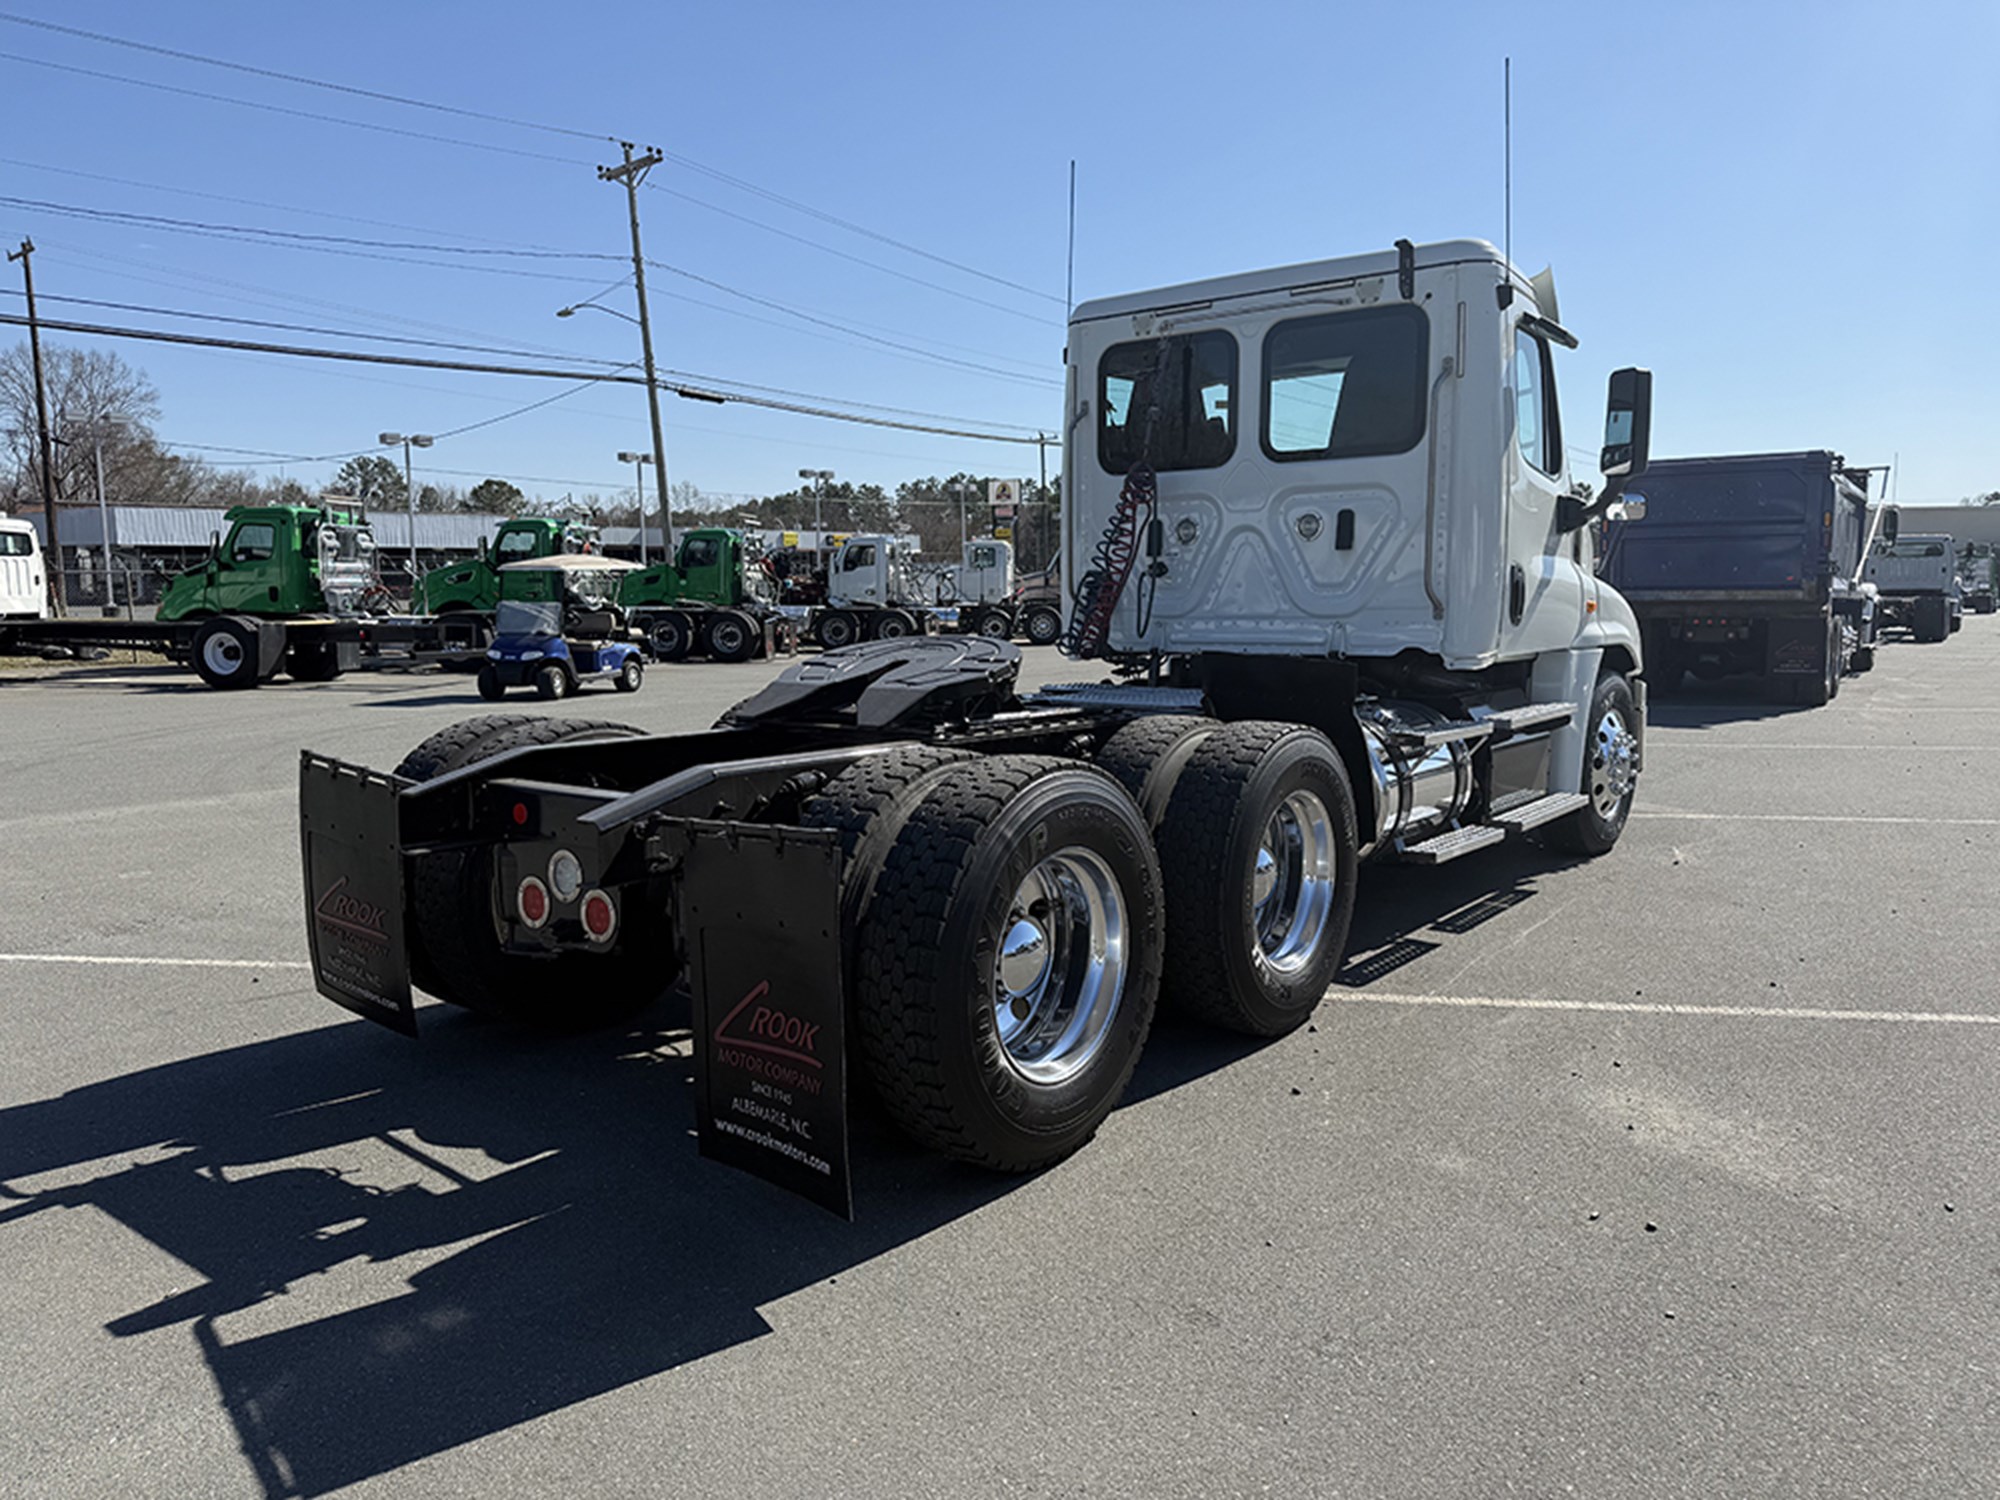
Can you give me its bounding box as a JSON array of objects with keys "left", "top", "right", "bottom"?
[{"left": 478, "top": 554, "right": 645, "bottom": 701}]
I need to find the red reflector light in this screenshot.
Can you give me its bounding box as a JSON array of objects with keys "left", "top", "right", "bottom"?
[
  {"left": 511, "top": 802, "right": 529, "bottom": 826},
  {"left": 581, "top": 889, "right": 616, "bottom": 943},
  {"left": 517, "top": 876, "right": 550, "bottom": 929}
]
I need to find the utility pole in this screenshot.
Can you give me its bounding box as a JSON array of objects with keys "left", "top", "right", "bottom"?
[
  {"left": 10, "top": 239, "right": 63, "bottom": 614},
  {"left": 598, "top": 143, "right": 674, "bottom": 556}
]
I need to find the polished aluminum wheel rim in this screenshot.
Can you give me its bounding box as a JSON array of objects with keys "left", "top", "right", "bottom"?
[
  {"left": 1252, "top": 790, "right": 1337, "bottom": 976},
  {"left": 201, "top": 634, "right": 243, "bottom": 676},
  {"left": 1590, "top": 706, "right": 1639, "bottom": 816},
  {"left": 992, "top": 847, "right": 1127, "bottom": 1086}
]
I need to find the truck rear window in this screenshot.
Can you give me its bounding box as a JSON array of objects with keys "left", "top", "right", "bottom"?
[
  {"left": 0, "top": 532, "right": 33, "bottom": 556},
  {"left": 1099, "top": 331, "right": 1236, "bottom": 474},
  {"left": 1262, "top": 304, "right": 1429, "bottom": 461}
]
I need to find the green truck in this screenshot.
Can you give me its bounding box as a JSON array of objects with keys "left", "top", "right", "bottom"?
[
  {"left": 620, "top": 526, "right": 798, "bottom": 662},
  {"left": 1, "top": 499, "right": 484, "bottom": 688},
  {"left": 412, "top": 517, "right": 599, "bottom": 616}
]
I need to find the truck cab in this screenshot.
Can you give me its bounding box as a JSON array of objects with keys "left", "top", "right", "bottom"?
[
  {"left": 157, "top": 502, "right": 380, "bottom": 622},
  {"left": 1865, "top": 533, "right": 1960, "bottom": 641},
  {"left": 414, "top": 517, "right": 596, "bottom": 616},
  {"left": 0, "top": 515, "right": 47, "bottom": 621},
  {"left": 619, "top": 528, "right": 793, "bottom": 663}
]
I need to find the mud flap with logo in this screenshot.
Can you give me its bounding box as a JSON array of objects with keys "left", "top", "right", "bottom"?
[
  {"left": 299, "top": 752, "right": 415, "bottom": 1036},
  {"left": 681, "top": 823, "right": 849, "bottom": 1219}
]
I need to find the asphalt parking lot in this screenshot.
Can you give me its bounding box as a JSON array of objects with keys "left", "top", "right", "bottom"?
[{"left": 3, "top": 627, "right": 1996, "bottom": 1499}]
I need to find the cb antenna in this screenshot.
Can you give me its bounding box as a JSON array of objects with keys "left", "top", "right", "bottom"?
[{"left": 1499, "top": 56, "right": 1514, "bottom": 308}]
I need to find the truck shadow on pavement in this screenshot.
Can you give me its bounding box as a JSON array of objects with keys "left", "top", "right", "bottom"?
[{"left": 0, "top": 988, "right": 1256, "bottom": 1498}]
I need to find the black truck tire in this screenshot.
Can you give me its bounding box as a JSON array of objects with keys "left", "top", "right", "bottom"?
[
  {"left": 476, "top": 665, "right": 506, "bottom": 701},
  {"left": 1152, "top": 722, "right": 1358, "bottom": 1037},
  {"left": 1093, "top": 714, "right": 1223, "bottom": 828},
  {"left": 396, "top": 716, "right": 657, "bottom": 1023},
  {"left": 870, "top": 609, "right": 917, "bottom": 640},
  {"left": 851, "top": 756, "right": 1165, "bottom": 1171},
  {"left": 534, "top": 662, "right": 571, "bottom": 700},
  {"left": 192, "top": 615, "right": 261, "bottom": 690},
  {"left": 816, "top": 610, "right": 860, "bottom": 650},
  {"left": 1544, "top": 674, "right": 1641, "bottom": 857},
  {"left": 1851, "top": 644, "right": 1875, "bottom": 672},
  {"left": 970, "top": 606, "right": 1014, "bottom": 639},
  {"left": 704, "top": 610, "right": 756, "bottom": 663},
  {"left": 1021, "top": 604, "right": 1063, "bottom": 646},
  {"left": 801, "top": 743, "right": 978, "bottom": 969},
  {"left": 648, "top": 611, "right": 694, "bottom": 662}
]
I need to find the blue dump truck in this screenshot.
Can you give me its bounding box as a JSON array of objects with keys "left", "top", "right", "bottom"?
[{"left": 1601, "top": 451, "right": 1880, "bottom": 706}]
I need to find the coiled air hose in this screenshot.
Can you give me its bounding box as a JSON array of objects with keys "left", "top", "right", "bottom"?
[{"left": 1061, "top": 461, "right": 1156, "bottom": 658}]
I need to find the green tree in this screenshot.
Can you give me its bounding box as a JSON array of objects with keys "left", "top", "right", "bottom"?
[
  {"left": 330, "top": 454, "right": 405, "bottom": 507},
  {"left": 468, "top": 477, "right": 525, "bottom": 515}
]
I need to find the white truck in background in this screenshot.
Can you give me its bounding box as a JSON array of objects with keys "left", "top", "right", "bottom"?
[
  {"left": 809, "top": 533, "right": 943, "bottom": 647},
  {"left": 0, "top": 514, "right": 49, "bottom": 621}
]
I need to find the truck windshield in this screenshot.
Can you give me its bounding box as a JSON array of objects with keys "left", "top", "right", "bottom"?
[{"left": 1099, "top": 331, "right": 1236, "bottom": 474}]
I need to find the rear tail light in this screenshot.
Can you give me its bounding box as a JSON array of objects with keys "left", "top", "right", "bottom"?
[
  {"left": 581, "top": 889, "right": 617, "bottom": 944},
  {"left": 517, "top": 876, "right": 551, "bottom": 929}
]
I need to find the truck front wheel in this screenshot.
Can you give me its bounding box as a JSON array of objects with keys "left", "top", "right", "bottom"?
[
  {"left": 192, "top": 616, "right": 261, "bottom": 689},
  {"left": 852, "top": 757, "right": 1164, "bottom": 1171},
  {"left": 1021, "top": 604, "right": 1062, "bottom": 646},
  {"left": 1153, "top": 723, "right": 1358, "bottom": 1036},
  {"left": 1544, "top": 674, "right": 1641, "bottom": 856}
]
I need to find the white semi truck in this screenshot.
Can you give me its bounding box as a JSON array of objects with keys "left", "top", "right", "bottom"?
[
  {"left": 808, "top": 533, "right": 943, "bottom": 646},
  {"left": 298, "top": 237, "right": 1653, "bottom": 1214},
  {"left": 0, "top": 514, "right": 48, "bottom": 621}
]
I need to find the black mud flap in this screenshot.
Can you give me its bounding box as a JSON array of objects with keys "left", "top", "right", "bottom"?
[
  {"left": 680, "top": 823, "right": 850, "bottom": 1219},
  {"left": 299, "top": 753, "right": 415, "bottom": 1036}
]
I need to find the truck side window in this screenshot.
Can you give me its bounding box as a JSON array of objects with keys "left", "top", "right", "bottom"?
[
  {"left": 0, "top": 532, "right": 33, "bottom": 557},
  {"left": 681, "top": 537, "right": 719, "bottom": 568},
  {"left": 1513, "top": 329, "right": 1562, "bottom": 478},
  {"left": 843, "top": 544, "right": 875, "bottom": 571},
  {"left": 971, "top": 546, "right": 996, "bottom": 568},
  {"left": 230, "top": 523, "right": 277, "bottom": 563},
  {"left": 1099, "top": 331, "right": 1236, "bottom": 475},
  {"left": 496, "top": 530, "right": 539, "bottom": 564},
  {"left": 1262, "top": 304, "right": 1429, "bottom": 461}
]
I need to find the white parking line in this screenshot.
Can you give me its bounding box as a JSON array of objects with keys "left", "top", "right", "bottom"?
[
  {"left": 1632, "top": 811, "right": 2000, "bottom": 826},
  {"left": 1332, "top": 990, "right": 2000, "bottom": 1026},
  {"left": 0, "top": 953, "right": 311, "bottom": 970}
]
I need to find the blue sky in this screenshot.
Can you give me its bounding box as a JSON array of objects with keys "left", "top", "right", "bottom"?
[{"left": 0, "top": 0, "right": 1993, "bottom": 510}]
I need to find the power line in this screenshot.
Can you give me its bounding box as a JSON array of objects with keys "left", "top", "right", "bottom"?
[
  {"left": 0, "top": 50, "right": 589, "bottom": 167},
  {"left": 7, "top": 196, "right": 1054, "bottom": 382},
  {"left": 0, "top": 287, "right": 630, "bottom": 365},
  {"left": 0, "top": 17, "right": 1063, "bottom": 313},
  {"left": 0, "top": 10, "right": 609, "bottom": 142},
  {"left": 0, "top": 311, "right": 1050, "bottom": 444}
]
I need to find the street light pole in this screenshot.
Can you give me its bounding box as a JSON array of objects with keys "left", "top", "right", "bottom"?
[
  {"left": 378, "top": 431, "right": 433, "bottom": 596},
  {"left": 799, "top": 469, "right": 833, "bottom": 547},
  {"left": 618, "top": 450, "right": 655, "bottom": 563},
  {"left": 91, "top": 413, "right": 119, "bottom": 616},
  {"left": 598, "top": 143, "right": 675, "bottom": 557}
]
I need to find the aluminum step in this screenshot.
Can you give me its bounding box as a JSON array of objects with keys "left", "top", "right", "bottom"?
[
  {"left": 1485, "top": 701, "right": 1577, "bottom": 735},
  {"left": 1386, "top": 718, "right": 1495, "bottom": 751},
  {"left": 1399, "top": 823, "right": 1508, "bottom": 865},
  {"left": 1491, "top": 791, "right": 1589, "bottom": 831}
]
